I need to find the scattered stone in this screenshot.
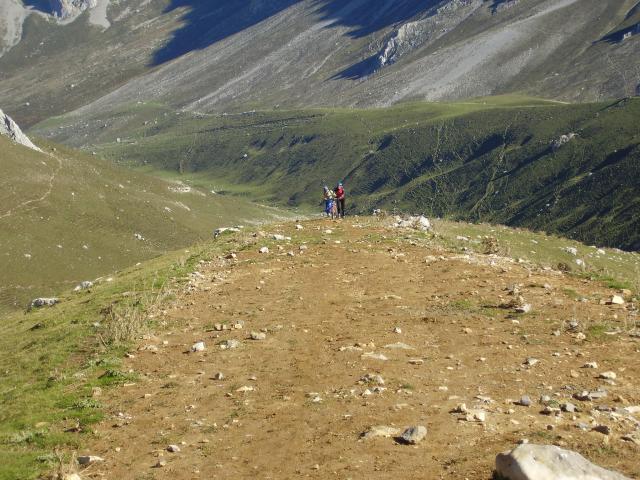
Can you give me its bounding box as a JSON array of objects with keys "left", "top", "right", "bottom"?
[
  {"left": 167, "top": 445, "right": 181, "bottom": 453},
  {"left": 524, "top": 358, "right": 539, "bottom": 367},
  {"left": 360, "top": 374, "right": 385, "bottom": 385},
  {"left": 77, "top": 455, "right": 104, "bottom": 465},
  {"left": 273, "top": 234, "right": 286, "bottom": 241},
  {"left": 464, "top": 410, "right": 487, "bottom": 423},
  {"left": 495, "top": 444, "right": 631, "bottom": 480},
  {"left": 191, "top": 341, "right": 205, "bottom": 352},
  {"left": 259, "top": 247, "right": 269, "bottom": 254},
  {"left": 561, "top": 403, "right": 577, "bottom": 413},
  {"left": 393, "top": 326, "right": 402, "bottom": 334},
  {"left": 516, "top": 396, "right": 532, "bottom": 407},
  {"left": 599, "top": 371, "right": 617, "bottom": 380},
  {"left": 250, "top": 331, "right": 266, "bottom": 341},
  {"left": 516, "top": 304, "right": 532, "bottom": 314},
  {"left": 408, "top": 358, "right": 424, "bottom": 365},
  {"left": 583, "top": 362, "right": 598, "bottom": 369},
  {"left": 609, "top": 295, "right": 625, "bottom": 305},
  {"left": 29, "top": 298, "right": 59, "bottom": 309},
  {"left": 154, "top": 460, "right": 167, "bottom": 468},
  {"left": 74, "top": 281, "right": 93, "bottom": 291},
  {"left": 575, "top": 390, "right": 608, "bottom": 401},
  {"left": 592, "top": 425, "right": 611, "bottom": 435},
  {"left": 361, "top": 352, "right": 388, "bottom": 361},
  {"left": 213, "top": 372, "right": 225, "bottom": 380},
  {"left": 399, "top": 425, "right": 427, "bottom": 444},
  {"left": 541, "top": 405, "right": 560, "bottom": 416},
  {"left": 361, "top": 425, "right": 401, "bottom": 439},
  {"left": 564, "top": 246, "right": 578, "bottom": 256},
  {"left": 236, "top": 386, "right": 254, "bottom": 393},
  {"left": 383, "top": 342, "right": 413, "bottom": 350},
  {"left": 391, "top": 215, "right": 431, "bottom": 231},
  {"left": 451, "top": 403, "right": 468, "bottom": 413},
  {"left": 220, "top": 339, "right": 241, "bottom": 350}
]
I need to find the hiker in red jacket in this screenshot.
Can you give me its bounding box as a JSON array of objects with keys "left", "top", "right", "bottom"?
[{"left": 334, "top": 182, "right": 346, "bottom": 218}]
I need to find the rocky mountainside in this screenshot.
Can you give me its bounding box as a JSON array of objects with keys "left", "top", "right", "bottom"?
[
  {"left": 0, "top": 0, "right": 639, "bottom": 126},
  {"left": 0, "top": 107, "right": 41, "bottom": 151}
]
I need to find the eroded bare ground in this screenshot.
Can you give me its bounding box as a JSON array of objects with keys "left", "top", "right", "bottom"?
[{"left": 81, "top": 220, "right": 639, "bottom": 479}]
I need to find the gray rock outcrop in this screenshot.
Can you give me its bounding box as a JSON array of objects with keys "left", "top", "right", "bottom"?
[
  {"left": 49, "top": 0, "right": 97, "bottom": 20},
  {"left": 495, "top": 444, "right": 631, "bottom": 480},
  {"left": 29, "top": 298, "right": 59, "bottom": 309},
  {"left": 0, "top": 108, "right": 41, "bottom": 151}
]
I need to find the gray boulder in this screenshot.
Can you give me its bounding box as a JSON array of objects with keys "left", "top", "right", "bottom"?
[
  {"left": 29, "top": 298, "right": 59, "bottom": 309},
  {"left": 496, "top": 444, "right": 631, "bottom": 480},
  {"left": 74, "top": 281, "right": 94, "bottom": 291}
]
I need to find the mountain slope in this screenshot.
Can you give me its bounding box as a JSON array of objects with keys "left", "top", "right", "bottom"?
[
  {"left": 0, "top": 136, "right": 289, "bottom": 313},
  {"left": 34, "top": 96, "right": 640, "bottom": 250},
  {"left": 1, "top": 0, "right": 639, "bottom": 127}
]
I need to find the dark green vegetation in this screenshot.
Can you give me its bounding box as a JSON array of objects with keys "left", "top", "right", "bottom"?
[
  {"left": 0, "top": 136, "right": 289, "bottom": 313},
  {"left": 40, "top": 96, "right": 640, "bottom": 250}
]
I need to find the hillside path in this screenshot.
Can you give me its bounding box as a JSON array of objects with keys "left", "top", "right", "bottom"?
[
  {"left": 0, "top": 152, "right": 63, "bottom": 221},
  {"left": 81, "top": 220, "right": 639, "bottom": 479}
]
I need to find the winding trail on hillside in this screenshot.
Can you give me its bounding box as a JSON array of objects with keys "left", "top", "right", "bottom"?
[
  {"left": 74, "top": 219, "right": 640, "bottom": 479},
  {"left": 0, "top": 152, "right": 63, "bottom": 221}
]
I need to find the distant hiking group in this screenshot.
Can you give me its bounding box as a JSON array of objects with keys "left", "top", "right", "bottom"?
[{"left": 323, "top": 182, "right": 346, "bottom": 219}]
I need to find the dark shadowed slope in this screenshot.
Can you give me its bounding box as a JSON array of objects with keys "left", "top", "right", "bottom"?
[{"left": 152, "top": 0, "right": 440, "bottom": 65}]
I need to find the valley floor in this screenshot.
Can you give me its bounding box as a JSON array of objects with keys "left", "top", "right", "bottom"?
[{"left": 74, "top": 219, "right": 639, "bottom": 479}]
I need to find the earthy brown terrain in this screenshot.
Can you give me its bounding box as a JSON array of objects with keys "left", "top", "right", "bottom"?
[{"left": 76, "top": 219, "right": 640, "bottom": 479}]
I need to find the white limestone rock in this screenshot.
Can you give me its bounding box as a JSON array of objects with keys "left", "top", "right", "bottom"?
[{"left": 495, "top": 444, "right": 631, "bottom": 480}]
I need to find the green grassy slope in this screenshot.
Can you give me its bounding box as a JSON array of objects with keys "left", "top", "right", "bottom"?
[
  {"left": 38, "top": 96, "right": 640, "bottom": 250},
  {"left": 0, "top": 136, "right": 290, "bottom": 313}
]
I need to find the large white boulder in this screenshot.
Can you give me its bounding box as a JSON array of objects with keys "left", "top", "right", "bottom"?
[
  {"left": 0, "top": 107, "right": 41, "bottom": 151},
  {"left": 496, "top": 444, "right": 631, "bottom": 480}
]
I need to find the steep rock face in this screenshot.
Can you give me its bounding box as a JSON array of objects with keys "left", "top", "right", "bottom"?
[
  {"left": 378, "top": 0, "right": 481, "bottom": 68},
  {"left": 0, "top": 107, "right": 41, "bottom": 151}
]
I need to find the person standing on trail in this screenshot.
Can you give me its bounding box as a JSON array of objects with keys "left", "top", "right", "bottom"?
[
  {"left": 323, "top": 186, "right": 336, "bottom": 219},
  {"left": 335, "top": 182, "right": 346, "bottom": 218}
]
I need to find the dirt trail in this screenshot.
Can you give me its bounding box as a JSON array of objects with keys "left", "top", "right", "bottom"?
[
  {"left": 82, "top": 220, "right": 639, "bottom": 479},
  {"left": 0, "top": 151, "right": 62, "bottom": 221}
]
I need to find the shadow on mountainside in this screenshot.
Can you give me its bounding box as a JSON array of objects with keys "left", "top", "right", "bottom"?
[{"left": 152, "top": 0, "right": 437, "bottom": 65}]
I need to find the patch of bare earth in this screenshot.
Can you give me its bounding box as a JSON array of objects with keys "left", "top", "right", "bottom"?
[{"left": 80, "top": 220, "right": 639, "bottom": 479}]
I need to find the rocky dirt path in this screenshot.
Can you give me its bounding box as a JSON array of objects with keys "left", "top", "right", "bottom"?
[{"left": 80, "top": 219, "right": 639, "bottom": 479}]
